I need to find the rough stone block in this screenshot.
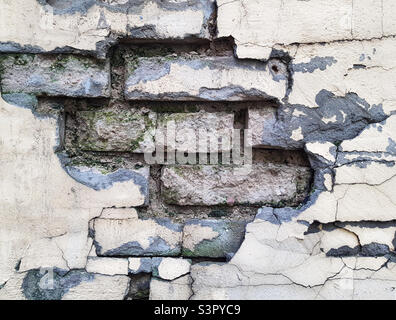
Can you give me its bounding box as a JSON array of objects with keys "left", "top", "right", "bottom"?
[
  {"left": 182, "top": 220, "right": 246, "bottom": 258},
  {"left": 152, "top": 257, "right": 191, "bottom": 280},
  {"left": 161, "top": 164, "right": 312, "bottom": 206},
  {"left": 93, "top": 213, "right": 183, "bottom": 257},
  {"left": 71, "top": 109, "right": 156, "bottom": 153},
  {"left": 247, "top": 107, "right": 278, "bottom": 148},
  {"left": 156, "top": 111, "right": 234, "bottom": 153},
  {"left": 125, "top": 56, "right": 287, "bottom": 101},
  {"left": 0, "top": 54, "right": 110, "bottom": 97}
]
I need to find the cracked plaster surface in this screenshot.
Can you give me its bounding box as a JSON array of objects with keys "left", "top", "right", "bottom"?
[{"left": 1, "top": 0, "right": 396, "bottom": 300}]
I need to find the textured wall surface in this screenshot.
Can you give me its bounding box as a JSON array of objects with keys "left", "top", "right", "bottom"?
[{"left": 1, "top": 0, "right": 396, "bottom": 300}]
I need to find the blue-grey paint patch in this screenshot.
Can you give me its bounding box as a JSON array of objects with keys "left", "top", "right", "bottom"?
[
  {"left": 256, "top": 207, "right": 301, "bottom": 225},
  {"left": 327, "top": 246, "right": 360, "bottom": 257},
  {"left": 359, "top": 54, "right": 366, "bottom": 61},
  {"left": 339, "top": 159, "right": 395, "bottom": 169},
  {"left": 97, "top": 10, "right": 109, "bottom": 29},
  {"left": 361, "top": 243, "right": 390, "bottom": 257},
  {"left": 182, "top": 219, "right": 246, "bottom": 258},
  {"left": 198, "top": 87, "right": 276, "bottom": 101},
  {"left": 128, "top": 25, "right": 159, "bottom": 39},
  {"left": 151, "top": 257, "right": 163, "bottom": 278},
  {"left": 344, "top": 161, "right": 370, "bottom": 169},
  {"left": 22, "top": 269, "right": 95, "bottom": 300},
  {"left": 15, "top": 260, "right": 21, "bottom": 272},
  {"left": 336, "top": 221, "right": 396, "bottom": 230},
  {"left": 37, "top": 0, "right": 99, "bottom": 15},
  {"left": 311, "top": 167, "right": 333, "bottom": 191},
  {"left": 256, "top": 190, "right": 322, "bottom": 226},
  {"left": 304, "top": 221, "right": 339, "bottom": 235},
  {"left": 303, "top": 221, "right": 321, "bottom": 235},
  {"left": 256, "top": 207, "right": 276, "bottom": 223},
  {"left": 129, "top": 257, "right": 152, "bottom": 274},
  {"left": 297, "top": 220, "right": 310, "bottom": 227},
  {"left": 0, "top": 42, "right": 44, "bottom": 54},
  {"left": 193, "top": 261, "right": 225, "bottom": 268},
  {"left": 178, "top": 56, "right": 269, "bottom": 72},
  {"left": 153, "top": 218, "right": 183, "bottom": 233},
  {"left": 65, "top": 167, "right": 148, "bottom": 198},
  {"left": 2, "top": 93, "right": 38, "bottom": 110},
  {"left": 126, "top": 60, "right": 171, "bottom": 86},
  {"left": 353, "top": 64, "right": 366, "bottom": 69},
  {"left": 337, "top": 151, "right": 396, "bottom": 166},
  {"left": 292, "top": 56, "right": 337, "bottom": 73},
  {"left": 126, "top": 86, "right": 280, "bottom": 101},
  {"left": 262, "top": 90, "right": 388, "bottom": 151},
  {"left": 386, "top": 138, "right": 396, "bottom": 154},
  {"left": 100, "top": 237, "right": 181, "bottom": 257}
]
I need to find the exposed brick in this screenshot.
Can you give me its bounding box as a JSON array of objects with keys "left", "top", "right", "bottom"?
[
  {"left": 161, "top": 164, "right": 312, "bottom": 206},
  {"left": 247, "top": 107, "right": 278, "bottom": 148},
  {"left": 182, "top": 219, "right": 246, "bottom": 258},
  {"left": 0, "top": 54, "right": 110, "bottom": 97},
  {"left": 71, "top": 109, "right": 156, "bottom": 153},
  {"left": 156, "top": 111, "right": 234, "bottom": 153},
  {"left": 124, "top": 56, "right": 287, "bottom": 101}
]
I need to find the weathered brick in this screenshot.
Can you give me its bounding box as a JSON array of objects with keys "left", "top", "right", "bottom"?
[
  {"left": 125, "top": 56, "right": 287, "bottom": 101},
  {"left": 93, "top": 213, "right": 183, "bottom": 257},
  {"left": 156, "top": 111, "right": 234, "bottom": 153},
  {"left": 161, "top": 164, "right": 312, "bottom": 206},
  {"left": 247, "top": 107, "right": 278, "bottom": 148},
  {"left": 71, "top": 109, "right": 156, "bottom": 153},
  {"left": 0, "top": 54, "right": 110, "bottom": 97},
  {"left": 182, "top": 220, "right": 246, "bottom": 258}
]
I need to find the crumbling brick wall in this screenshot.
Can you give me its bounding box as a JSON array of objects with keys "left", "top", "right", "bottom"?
[{"left": 1, "top": 0, "right": 396, "bottom": 300}]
